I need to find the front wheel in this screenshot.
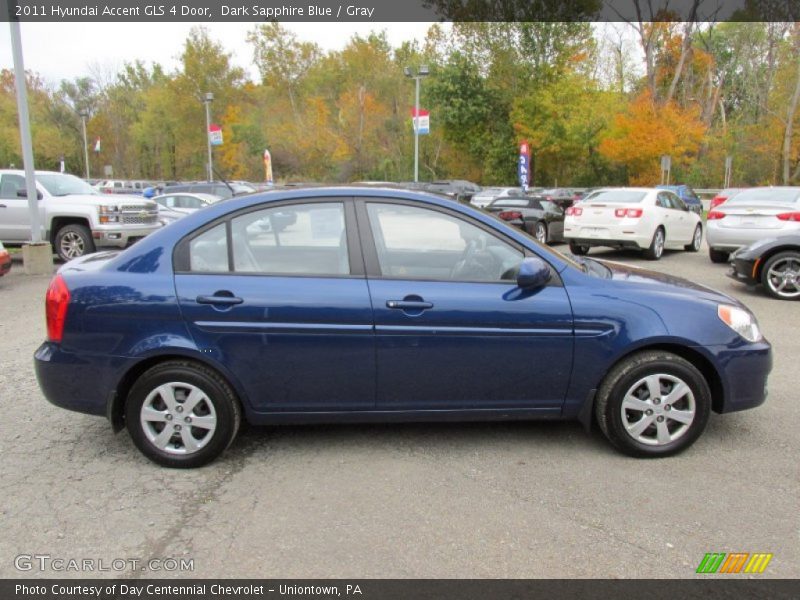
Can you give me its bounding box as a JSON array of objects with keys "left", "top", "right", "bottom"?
[
  {"left": 569, "top": 241, "right": 589, "bottom": 255},
  {"left": 125, "top": 360, "right": 242, "bottom": 468},
  {"left": 643, "top": 227, "right": 665, "bottom": 260},
  {"left": 595, "top": 351, "right": 711, "bottom": 458},
  {"left": 761, "top": 251, "right": 800, "bottom": 300},
  {"left": 685, "top": 225, "right": 702, "bottom": 252},
  {"left": 54, "top": 224, "right": 95, "bottom": 262}
]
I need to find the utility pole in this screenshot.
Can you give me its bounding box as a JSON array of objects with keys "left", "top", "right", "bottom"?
[
  {"left": 79, "top": 111, "right": 90, "bottom": 179},
  {"left": 203, "top": 92, "right": 214, "bottom": 182}
]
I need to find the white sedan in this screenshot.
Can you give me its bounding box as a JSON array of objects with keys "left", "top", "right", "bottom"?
[{"left": 563, "top": 187, "right": 703, "bottom": 260}]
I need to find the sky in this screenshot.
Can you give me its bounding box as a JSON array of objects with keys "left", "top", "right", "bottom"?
[{"left": 0, "top": 22, "right": 438, "bottom": 84}]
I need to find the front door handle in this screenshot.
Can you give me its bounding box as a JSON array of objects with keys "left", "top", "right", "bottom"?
[
  {"left": 387, "top": 300, "right": 433, "bottom": 310},
  {"left": 196, "top": 293, "right": 243, "bottom": 306}
]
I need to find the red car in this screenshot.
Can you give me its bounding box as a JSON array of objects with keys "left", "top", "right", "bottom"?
[{"left": 0, "top": 242, "right": 11, "bottom": 276}]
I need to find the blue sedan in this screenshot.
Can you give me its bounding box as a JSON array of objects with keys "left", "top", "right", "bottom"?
[{"left": 34, "top": 187, "right": 772, "bottom": 467}]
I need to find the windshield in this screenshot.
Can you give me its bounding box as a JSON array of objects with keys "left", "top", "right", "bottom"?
[
  {"left": 585, "top": 190, "right": 647, "bottom": 204},
  {"left": 725, "top": 188, "right": 800, "bottom": 206},
  {"left": 37, "top": 173, "right": 98, "bottom": 196}
]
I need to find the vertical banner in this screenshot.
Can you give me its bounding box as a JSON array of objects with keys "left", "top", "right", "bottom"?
[
  {"left": 411, "top": 108, "right": 430, "bottom": 135},
  {"left": 94, "top": 138, "right": 101, "bottom": 153},
  {"left": 518, "top": 141, "right": 531, "bottom": 190},
  {"left": 209, "top": 124, "right": 223, "bottom": 146},
  {"left": 263, "top": 149, "right": 273, "bottom": 185}
]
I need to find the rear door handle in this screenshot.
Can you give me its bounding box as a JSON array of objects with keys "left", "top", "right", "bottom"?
[
  {"left": 387, "top": 300, "right": 433, "bottom": 310},
  {"left": 196, "top": 293, "right": 243, "bottom": 306}
]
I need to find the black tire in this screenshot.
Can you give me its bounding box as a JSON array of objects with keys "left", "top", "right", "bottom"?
[
  {"left": 533, "top": 221, "right": 548, "bottom": 244},
  {"left": 125, "top": 360, "right": 242, "bottom": 468},
  {"left": 709, "top": 248, "right": 729, "bottom": 264},
  {"left": 643, "top": 227, "right": 665, "bottom": 260},
  {"left": 569, "top": 242, "right": 589, "bottom": 255},
  {"left": 54, "top": 224, "right": 95, "bottom": 262},
  {"left": 684, "top": 224, "right": 702, "bottom": 252},
  {"left": 760, "top": 251, "right": 800, "bottom": 300},
  {"left": 595, "top": 351, "right": 711, "bottom": 458}
]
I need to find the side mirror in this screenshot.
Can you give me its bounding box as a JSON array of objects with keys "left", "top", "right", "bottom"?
[
  {"left": 517, "top": 256, "right": 551, "bottom": 290},
  {"left": 16, "top": 189, "right": 43, "bottom": 200}
]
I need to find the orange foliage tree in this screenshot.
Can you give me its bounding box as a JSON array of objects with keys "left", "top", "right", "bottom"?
[{"left": 599, "top": 91, "right": 706, "bottom": 185}]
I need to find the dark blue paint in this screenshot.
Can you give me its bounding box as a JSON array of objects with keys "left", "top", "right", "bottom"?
[{"left": 34, "top": 187, "right": 772, "bottom": 429}]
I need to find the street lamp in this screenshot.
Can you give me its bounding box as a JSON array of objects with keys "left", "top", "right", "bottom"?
[
  {"left": 404, "top": 65, "right": 429, "bottom": 183},
  {"left": 79, "top": 110, "right": 90, "bottom": 180},
  {"left": 202, "top": 92, "right": 214, "bottom": 182}
]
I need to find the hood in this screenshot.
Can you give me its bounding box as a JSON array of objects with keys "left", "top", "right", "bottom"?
[
  {"left": 54, "top": 193, "right": 154, "bottom": 208},
  {"left": 600, "top": 259, "right": 741, "bottom": 306}
]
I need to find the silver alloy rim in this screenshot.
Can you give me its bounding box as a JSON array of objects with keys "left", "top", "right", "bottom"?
[
  {"left": 654, "top": 229, "right": 664, "bottom": 258},
  {"left": 535, "top": 223, "right": 547, "bottom": 243},
  {"left": 140, "top": 382, "right": 217, "bottom": 455},
  {"left": 692, "top": 226, "right": 702, "bottom": 250},
  {"left": 620, "top": 373, "right": 696, "bottom": 446},
  {"left": 60, "top": 232, "right": 85, "bottom": 259},
  {"left": 766, "top": 256, "right": 800, "bottom": 298}
]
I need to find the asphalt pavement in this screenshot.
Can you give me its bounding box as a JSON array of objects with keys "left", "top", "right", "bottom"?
[{"left": 0, "top": 243, "right": 796, "bottom": 579}]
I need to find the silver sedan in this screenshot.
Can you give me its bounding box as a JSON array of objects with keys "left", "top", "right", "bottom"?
[{"left": 706, "top": 187, "right": 800, "bottom": 263}]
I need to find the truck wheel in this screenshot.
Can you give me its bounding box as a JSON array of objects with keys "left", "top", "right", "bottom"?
[{"left": 55, "top": 224, "right": 95, "bottom": 262}]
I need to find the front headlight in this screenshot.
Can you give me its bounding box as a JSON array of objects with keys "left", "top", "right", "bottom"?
[
  {"left": 718, "top": 304, "right": 762, "bottom": 342},
  {"left": 98, "top": 205, "right": 121, "bottom": 223}
]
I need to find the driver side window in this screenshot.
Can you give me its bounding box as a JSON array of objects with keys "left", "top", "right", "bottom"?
[{"left": 366, "top": 203, "right": 523, "bottom": 282}]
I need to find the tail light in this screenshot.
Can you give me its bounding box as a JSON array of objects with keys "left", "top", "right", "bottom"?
[
  {"left": 707, "top": 211, "right": 726, "bottom": 220},
  {"left": 566, "top": 207, "right": 583, "bottom": 216},
  {"left": 709, "top": 195, "right": 727, "bottom": 209},
  {"left": 45, "top": 274, "right": 70, "bottom": 343},
  {"left": 777, "top": 212, "right": 800, "bottom": 222},
  {"left": 498, "top": 210, "right": 522, "bottom": 220},
  {"left": 614, "top": 208, "right": 643, "bottom": 218}
]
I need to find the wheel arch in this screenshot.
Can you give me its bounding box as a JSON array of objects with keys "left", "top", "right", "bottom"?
[
  {"left": 50, "top": 216, "right": 91, "bottom": 244},
  {"left": 753, "top": 246, "right": 800, "bottom": 281},
  {"left": 107, "top": 351, "right": 251, "bottom": 433},
  {"left": 577, "top": 342, "right": 725, "bottom": 431}
]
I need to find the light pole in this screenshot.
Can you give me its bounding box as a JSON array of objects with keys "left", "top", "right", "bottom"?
[
  {"left": 404, "top": 65, "right": 429, "bottom": 183},
  {"left": 202, "top": 92, "right": 214, "bottom": 182},
  {"left": 79, "top": 110, "right": 90, "bottom": 180}
]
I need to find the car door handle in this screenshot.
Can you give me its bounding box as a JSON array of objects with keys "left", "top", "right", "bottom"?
[
  {"left": 386, "top": 300, "right": 433, "bottom": 310},
  {"left": 196, "top": 293, "right": 243, "bottom": 306}
]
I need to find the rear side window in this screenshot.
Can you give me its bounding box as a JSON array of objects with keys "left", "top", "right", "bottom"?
[
  {"left": 189, "top": 224, "right": 228, "bottom": 272},
  {"left": 230, "top": 203, "right": 348, "bottom": 275}
]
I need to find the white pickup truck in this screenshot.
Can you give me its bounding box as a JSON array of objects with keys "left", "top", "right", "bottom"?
[{"left": 0, "top": 170, "right": 160, "bottom": 262}]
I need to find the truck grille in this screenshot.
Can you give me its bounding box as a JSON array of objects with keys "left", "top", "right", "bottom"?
[{"left": 121, "top": 204, "right": 158, "bottom": 226}]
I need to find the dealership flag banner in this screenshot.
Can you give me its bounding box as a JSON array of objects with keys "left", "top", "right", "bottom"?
[
  {"left": 411, "top": 107, "right": 430, "bottom": 135},
  {"left": 519, "top": 141, "right": 531, "bottom": 190},
  {"left": 93, "top": 138, "right": 101, "bottom": 153},
  {"left": 263, "top": 149, "right": 273, "bottom": 185},
  {"left": 208, "top": 124, "right": 223, "bottom": 146}
]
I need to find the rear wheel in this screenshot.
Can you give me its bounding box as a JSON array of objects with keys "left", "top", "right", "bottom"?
[
  {"left": 685, "top": 225, "right": 702, "bottom": 252},
  {"left": 595, "top": 351, "right": 711, "bottom": 458},
  {"left": 533, "top": 221, "right": 548, "bottom": 244},
  {"left": 709, "top": 248, "right": 730, "bottom": 264},
  {"left": 54, "top": 224, "right": 94, "bottom": 262},
  {"left": 761, "top": 251, "right": 800, "bottom": 300},
  {"left": 569, "top": 242, "right": 589, "bottom": 255},
  {"left": 643, "top": 227, "right": 665, "bottom": 260},
  {"left": 125, "top": 360, "right": 241, "bottom": 468}
]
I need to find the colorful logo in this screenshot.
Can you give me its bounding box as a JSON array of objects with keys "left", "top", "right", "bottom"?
[{"left": 696, "top": 552, "right": 773, "bottom": 574}]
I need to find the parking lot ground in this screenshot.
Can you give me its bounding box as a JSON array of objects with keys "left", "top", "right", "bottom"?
[{"left": 0, "top": 245, "right": 797, "bottom": 579}]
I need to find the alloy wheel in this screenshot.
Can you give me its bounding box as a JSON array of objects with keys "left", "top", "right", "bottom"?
[
  {"left": 765, "top": 256, "right": 800, "bottom": 299},
  {"left": 59, "top": 232, "right": 85, "bottom": 259},
  {"left": 140, "top": 382, "right": 218, "bottom": 455},
  {"left": 620, "top": 373, "right": 696, "bottom": 446}
]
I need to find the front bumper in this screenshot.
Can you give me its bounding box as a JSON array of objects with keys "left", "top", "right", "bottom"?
[
  {"left": 728, "top": 255, "right": 760, "bottom": 286},
  {"left": 708, "top": 340, "right": 772, "bottom": 413},
  {"left": 92, "top": 224, "right": 161, "bottom": 248}
]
